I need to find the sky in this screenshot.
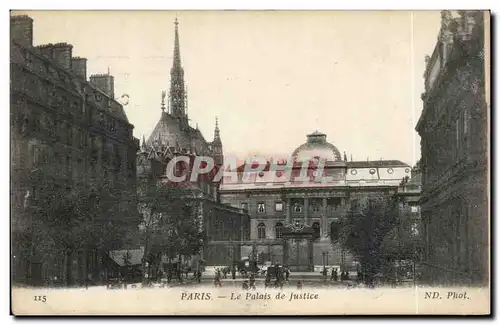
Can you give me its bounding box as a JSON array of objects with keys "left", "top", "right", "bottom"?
[{"left": 14, "top": 10, "right": 442, "bottom": 166}]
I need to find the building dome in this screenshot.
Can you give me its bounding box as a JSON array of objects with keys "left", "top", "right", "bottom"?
[{"left": 291, "top": 131, "right": 342, "bottom": 162}]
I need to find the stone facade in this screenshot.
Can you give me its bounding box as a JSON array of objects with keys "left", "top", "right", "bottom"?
[
  {"left": 10, "top": 15, "right": 139, "bottom": 285},
  {"left": 220, "top": 132, "right": 413, "bottom": 271},
  {"left": 416, "top": 11, "right": 489, "bottom": 285}
]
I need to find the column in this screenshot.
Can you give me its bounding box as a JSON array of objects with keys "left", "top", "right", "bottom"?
[
  {"left": 240, "top": 215, "right": 244, "bottom": 242},
  {"left": 308, "top": 239, "right": 314, "bottom": 271},
  {"left": 322, "top": 197, "right": 328, "bottom": 238},
  {"left": 304, "top": 197, "right": 309, "bottom": 225},
  {"left": 286, "top": 198, "right": 291, "bottom": 224}
]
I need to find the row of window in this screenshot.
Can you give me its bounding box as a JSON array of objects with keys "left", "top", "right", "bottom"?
[
  {"left": 257, "top": 222, "right": 284, "bottom": 239},
  {"left": 244, "top": 201, "right": 342, "bottom": 214},
  {"left": 256, "top": 222, "right": 321, "bottom": 239}
]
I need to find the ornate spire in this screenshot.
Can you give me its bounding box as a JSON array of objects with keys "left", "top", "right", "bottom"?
[
  {"left": 173, "top": 17, "right": 181, "bottom": 69},
  {"left": 213, "top": 116, "right": 221, "bottom": 143},
  {"left": 161, "top": 90, "right": 166, "bottom": 111},
  {"left": 169, "top": 17, "right": 186, "bottom": 119},
  {"left": 141, "top": 134, "right": 147, "bottom": 151}
]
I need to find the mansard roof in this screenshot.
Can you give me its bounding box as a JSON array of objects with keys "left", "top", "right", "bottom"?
[{"left": 346, "top": 160, "right": 410, "bottom": 168}]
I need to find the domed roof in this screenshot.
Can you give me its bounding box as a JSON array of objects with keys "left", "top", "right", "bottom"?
[{"left": 292, "top": 131, "right": 342, "bottom": 162}]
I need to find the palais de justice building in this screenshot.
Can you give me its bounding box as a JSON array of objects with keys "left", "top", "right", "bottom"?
[{"left": 219, "top": 132, "right": 413, "bottom": 271}]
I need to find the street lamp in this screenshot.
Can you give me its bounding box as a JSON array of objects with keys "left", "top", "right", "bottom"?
[{"left": 322, "top": 252, "right": 326, "bottom": 279}]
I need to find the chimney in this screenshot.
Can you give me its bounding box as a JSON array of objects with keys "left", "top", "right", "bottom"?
[
  {"left": 89, "top": 74, "right": 115, "bottom": 98},
  {"left": 10, "top": 15, "right": 33, "bottom": 47},
  {"left": 71, "top": 57, "right": 87, "bottom": 80},
  {"left": 36, "top": 43, "right": 54, "bottom": 60},
  {"left": 52, "top": 43, "right": 73, "bottom": 70}
]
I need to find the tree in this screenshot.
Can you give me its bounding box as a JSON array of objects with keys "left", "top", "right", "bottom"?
[
  {"left": 380, "top": 204, "right": 424, "bottom": 281},
  {"left": 138, "top": 180, "right": 204, "bottom": 283},
  {"left": 19, "top": 167, "right": 140, "bottom": 286},
  {"left": 332, "top": 197, "right": 397, "bottom": 284}
]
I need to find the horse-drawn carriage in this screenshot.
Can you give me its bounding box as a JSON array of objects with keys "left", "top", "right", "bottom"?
[
  {"left": 264, "top": 264, "right": 290, "bottom": 288},
  {"left": 236, "top": 258, "right": 259, "bottom": 276},
  {"left": 217, "top": 258, "right": 260, "bottom": 278}
]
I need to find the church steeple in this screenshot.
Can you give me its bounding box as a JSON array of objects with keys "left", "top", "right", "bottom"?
[
  {"left": 141, "top": 134, "right": 147, "bottom": 151},
  {"left": 213, "top": 116, "right": 221, "bottom": 144},
  {"left": 212, "top": 117, "right": 223, "bottom": 167},
  {"left": 169, "top": 17, "right": 186, "bottom": 120}
]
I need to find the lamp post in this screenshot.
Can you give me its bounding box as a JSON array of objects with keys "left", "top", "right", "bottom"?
[{"left": 322, "top": 251, "right": 326, "bottom": 279}]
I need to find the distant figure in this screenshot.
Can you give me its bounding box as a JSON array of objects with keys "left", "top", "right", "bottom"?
[
  {"left": 357, "top": 271, "right": 363, "bottom": 283},
  {"left": 334, "top": 268, "right": 339, "bottom": 281},
  {"left": 249, "top": 273, "right": 256, "bottom": 290},
  {"left": 232, "top": 266, "right": 236, "bottom": 280},
  {"left": 340, "top": 271, "right": 345, "bottom": 281},
  {"left": 344, "top": 271, "right": 349, "bottom": 281},
  {"left": 265, "top": 275, "right": 271, "bottom": 288},
  {"left": 222, "top": 267, "right": 229, "bottom": 279},
  {"left": 275, "top": 280, "right": 283, "bottom": 289},
  {"left": 285, "top": 267, "right": 290, "bottom": 281},
  {"left": 176, "top": 267, "right": 183, "bottom": 283},
  {"left": 214, "top": 271, "right": 222, "bottom": 287},
  {"left": 242, "top": 280, "right": 249, "bottom": 290},
  {"left": 297, "top": 281, "right": 303, "bottom": 290}
]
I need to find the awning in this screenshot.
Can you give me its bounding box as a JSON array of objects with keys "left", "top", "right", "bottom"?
[{"left": 109, "top": 247, "right": 144, "bottom": 266}]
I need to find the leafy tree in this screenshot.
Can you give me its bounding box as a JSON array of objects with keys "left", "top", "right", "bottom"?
[
  {"left": 18, "top": 168, "right": 140, "bottom": 286},
  {"left": 380, "top": 204, "right": 424, "bottom": 272},
  {"left": 332, "top": 196, "right": 397, "bottom": 284},
  {"left": 138, "top": 180, "right": 204, "bottom": 283}
]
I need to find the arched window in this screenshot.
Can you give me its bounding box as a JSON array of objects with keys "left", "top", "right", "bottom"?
[
  {"left": 294, "top": 203, "right": 302, "bottom": 213},
  {"left": 312, "top": 222, "right": 320, "bottom": 240},
  {"left": 275, "top": 222, "right": 283, "bottom": 239},
  {"left": 257, "top": 223, "right": 266, "bottom": 239}
]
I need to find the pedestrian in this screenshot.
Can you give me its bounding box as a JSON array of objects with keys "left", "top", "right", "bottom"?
[
  {"left": 167, "top": 269, "right": 172, "bottom": 283},
  {"left": 214, "top": 271, "right": 222, "bottom": 287},
  {"left": 249, "top": 273, "right": 256, "bottom": 290},
  {"left": 231, "top": 266, "right": 236, "bottom": 280},
  {"left": 297, "top": 281, "right": 303, "bottom": 290},
  {"left": 265, "top": 275, "right": 271, "bottom": 288},
  {"left": 242, "top": 280, "right": 249, "bottom": 290}
]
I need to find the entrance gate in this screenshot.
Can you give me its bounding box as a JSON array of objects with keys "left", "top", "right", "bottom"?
[{"left": 281, "top": 221, "right": 314, "bottom": 272}]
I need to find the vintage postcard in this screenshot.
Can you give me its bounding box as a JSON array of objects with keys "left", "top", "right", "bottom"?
[{"left": 10, "top": 10, "right": 490, "bottom": 315}]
